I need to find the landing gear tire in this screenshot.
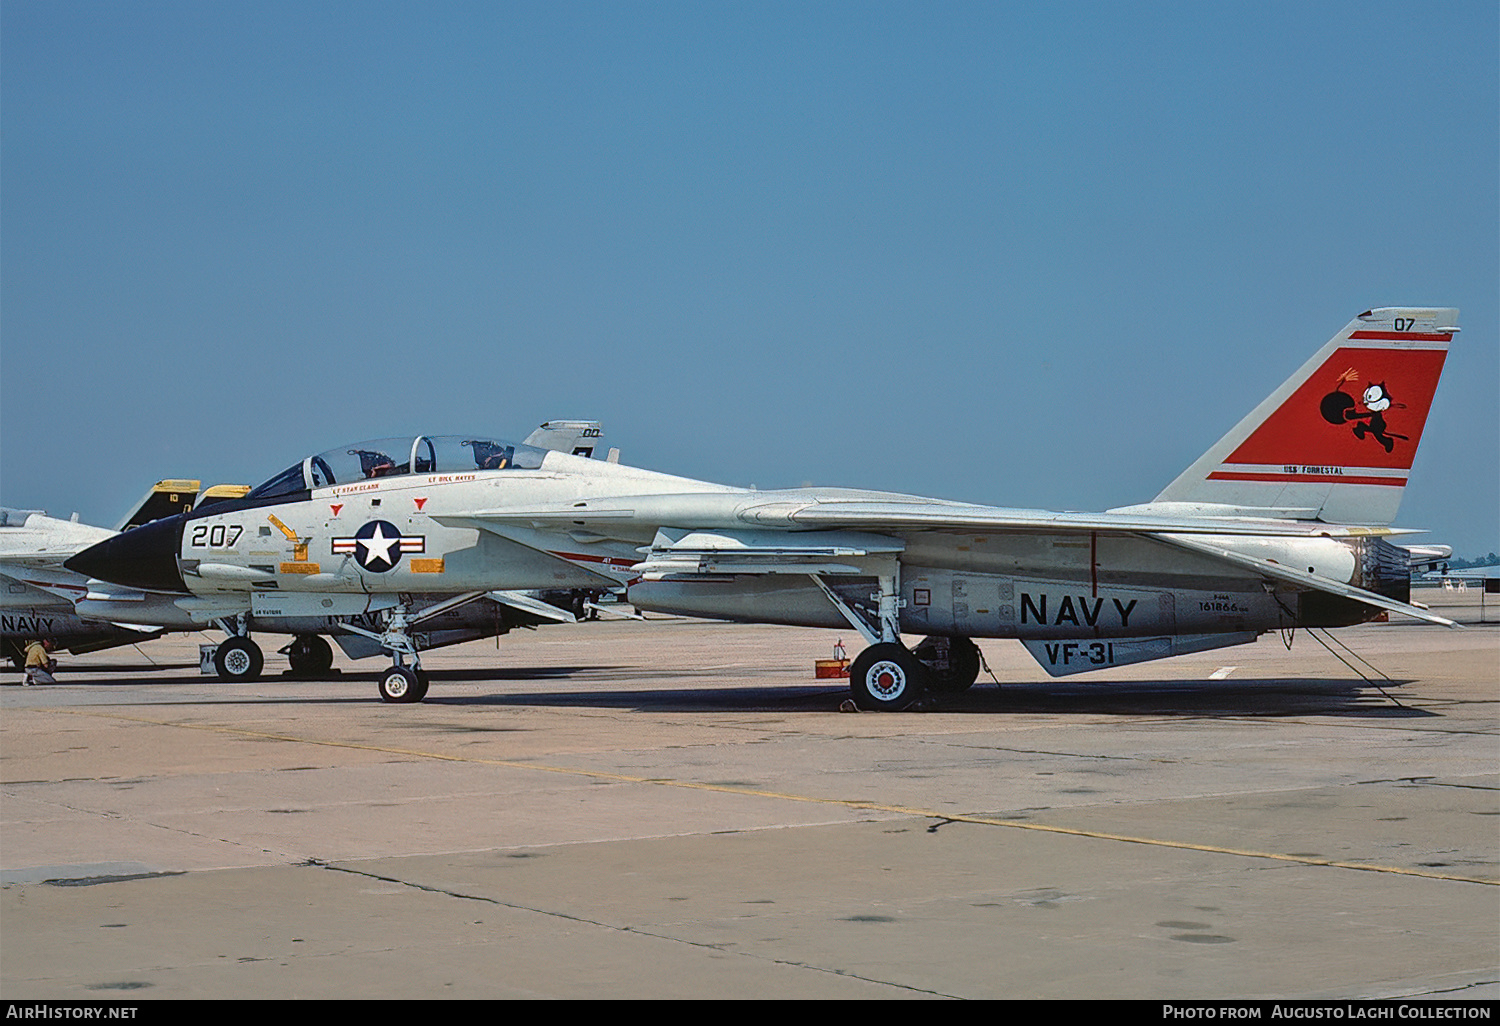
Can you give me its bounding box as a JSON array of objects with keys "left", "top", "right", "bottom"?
[
  {"left": 214, "top": 637, "right": 264, "bottom": 682},
  {"left": 378, "top": 666, "right": 428, "bottom": 704},
  {"left": 914, "top": 635, "right": 982, "bottom": 693},
  {"left": 848, "top": 642, "right": 927, "bottom": 712},
  {"left": 286, "top": 635, "right": 335, "bottom": 676}
]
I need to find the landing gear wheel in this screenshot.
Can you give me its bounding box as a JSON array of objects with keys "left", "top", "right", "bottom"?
[
  {"left": 848, "top": 642, "right": 927, "bottom": 712},
  {"left": 286, "top": 635, "right": 335, "bottom": 676},
  {"left": 214, "top": 637, "right": 264, "bottom": 682},
  {"left": 914, "top": 636, "right": 982, "bottom": 693},
  {"left": 378, "top": 666, "right": 428, "bottom": 703}
]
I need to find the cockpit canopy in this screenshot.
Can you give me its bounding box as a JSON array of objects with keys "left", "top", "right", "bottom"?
[{"left": 246, "top": 435, "right": 550, "bottom": 500}]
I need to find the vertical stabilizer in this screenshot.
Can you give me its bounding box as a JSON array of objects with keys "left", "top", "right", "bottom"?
[
  {"left": 115, "top": 480, "right": 200, "bottom": 532},
  {"left": 1153, "top": 308, "right": 1456, "bottom": 525},
  {"left": 523, "top": 420, "right": 605, "bottom": 459}
]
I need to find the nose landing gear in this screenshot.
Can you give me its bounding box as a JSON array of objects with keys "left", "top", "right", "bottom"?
[
  {"left": 377, "top": 664, "right": 428, "bottom": 703},
  {"left": 373, "top": 604, "right": 427, "bottom": 703},
  {"left": 338, "top": 592, "right": 489, "bottom": 704}
]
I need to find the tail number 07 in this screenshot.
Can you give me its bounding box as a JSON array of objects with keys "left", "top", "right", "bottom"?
[{"left": 191, "top": 524, "right": 244, "bottom": 548}]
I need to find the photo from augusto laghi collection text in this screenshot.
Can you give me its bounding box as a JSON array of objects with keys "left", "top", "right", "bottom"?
[{"left": 1162, "top": 1006, "right": 1491, "bottom": 1020}]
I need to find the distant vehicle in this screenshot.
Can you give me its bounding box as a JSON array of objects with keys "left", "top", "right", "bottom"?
[{"left": 70, "top": 309, "right": 1459, "bottom": 709}]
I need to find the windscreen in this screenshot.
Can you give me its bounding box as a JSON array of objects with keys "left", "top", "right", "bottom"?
[{"left": 246, "top": 434, "right": 551, "bottom": 498}]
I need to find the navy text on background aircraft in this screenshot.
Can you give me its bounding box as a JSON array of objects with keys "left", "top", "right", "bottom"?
[
  {"left": 68, "top": 309, "right": 1460, "bottom": 709},
  {"left": 2, "top": 480, "right": 211, "bottom": 666}
]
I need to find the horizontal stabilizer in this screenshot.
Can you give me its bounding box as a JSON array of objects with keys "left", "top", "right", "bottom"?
[{"left": 1150, "top": 533, "right": 1459, "bottom": 627}]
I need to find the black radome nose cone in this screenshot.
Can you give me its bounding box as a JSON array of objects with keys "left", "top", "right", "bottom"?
[{"left": 66, "top": 516, "right": 187, "bottom": 593}]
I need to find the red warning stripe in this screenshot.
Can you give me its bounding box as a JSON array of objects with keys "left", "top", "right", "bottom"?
[
  {"left": 1349, "top": 331, "right": 1452, "bottom": 342},
  {"left": 1208, "top": 471, "right": 1405, "bottom": 487},
  {"left": 549, "top": 550, "right": 637, "bottom": 568}
]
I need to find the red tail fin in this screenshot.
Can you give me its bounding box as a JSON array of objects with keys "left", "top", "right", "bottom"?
[{"left": 1153, "top": 308, "right": 1457, "bottom": 525}]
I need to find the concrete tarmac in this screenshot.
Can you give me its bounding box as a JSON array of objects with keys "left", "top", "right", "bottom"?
[{"left": 2, "top": 593, "right": 1496, "bottom": 1000}]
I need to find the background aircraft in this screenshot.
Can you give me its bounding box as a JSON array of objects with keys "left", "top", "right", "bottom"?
[
  {"left": 1422, "top": 565, "right": 1500, "bottom": 583},
  {"left": 1, "top": 480, "right": 204, "bottom": 666},
  {"left": 1397, "top": 543, "right": 1453, "bottom": 574},
  {"left": 69, "top": 308, "right": 1459, "bottom": 708}
]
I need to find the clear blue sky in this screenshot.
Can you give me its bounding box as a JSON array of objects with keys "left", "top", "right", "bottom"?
[{"left": 3, "top": 1, "right": 1496, "bottom": 555}]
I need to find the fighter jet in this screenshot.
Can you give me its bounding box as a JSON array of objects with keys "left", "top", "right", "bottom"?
[
  {"left": 1398, "top": 543, "right": 1454, "bottom": 574},
  {"left": 54, "top": 421, "right": 612, "bottom": 684},
  {"left": 69, "top": 308, "right": 1460, "bottom": 708}
]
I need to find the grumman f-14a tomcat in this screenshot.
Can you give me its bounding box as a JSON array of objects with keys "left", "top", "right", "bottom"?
[
  {"left": 40, "top": 422, "right": 611, "bottom": 686},
  {"left": 68, "top": 307, "right": 1460, "bottom": 708}
]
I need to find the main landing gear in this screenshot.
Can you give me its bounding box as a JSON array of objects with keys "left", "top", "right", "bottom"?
[
  {"left": 213, "top": 636, "right": 264, "bottom": 681},
  {"left": 211, "top": 628, "right": 338, "bottom": 682},
  {"left": 913, "top": 635, "right": 982, "bottom": 694},
  {"left": 810, "top": 569, "right": 983, "bottom": 712},
  {"left": 846, "top": 636, "right": 982, "bottom": 711},
  {"left": 281, "top": 635, "right": 335, "bottom": 676},
  {"left": 210, "top": 618, "right": 264, "bottom": 682},
  {"left": 848, "top": 642, "right": 926, "bottom": 711}
]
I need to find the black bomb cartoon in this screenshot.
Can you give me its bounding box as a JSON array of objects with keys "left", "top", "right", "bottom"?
[{"left": 1319, "top": 368, "right": 1407, "bottom": 453}]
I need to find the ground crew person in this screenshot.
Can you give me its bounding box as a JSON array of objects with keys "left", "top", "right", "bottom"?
[{"left": 23, "top": 639, "right": 57, "bottom": 686}]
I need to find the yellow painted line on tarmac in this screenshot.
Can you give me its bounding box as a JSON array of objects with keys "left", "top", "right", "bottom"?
[{"left": 53, "top": 708, "right": 1498, "bottom": 887}]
